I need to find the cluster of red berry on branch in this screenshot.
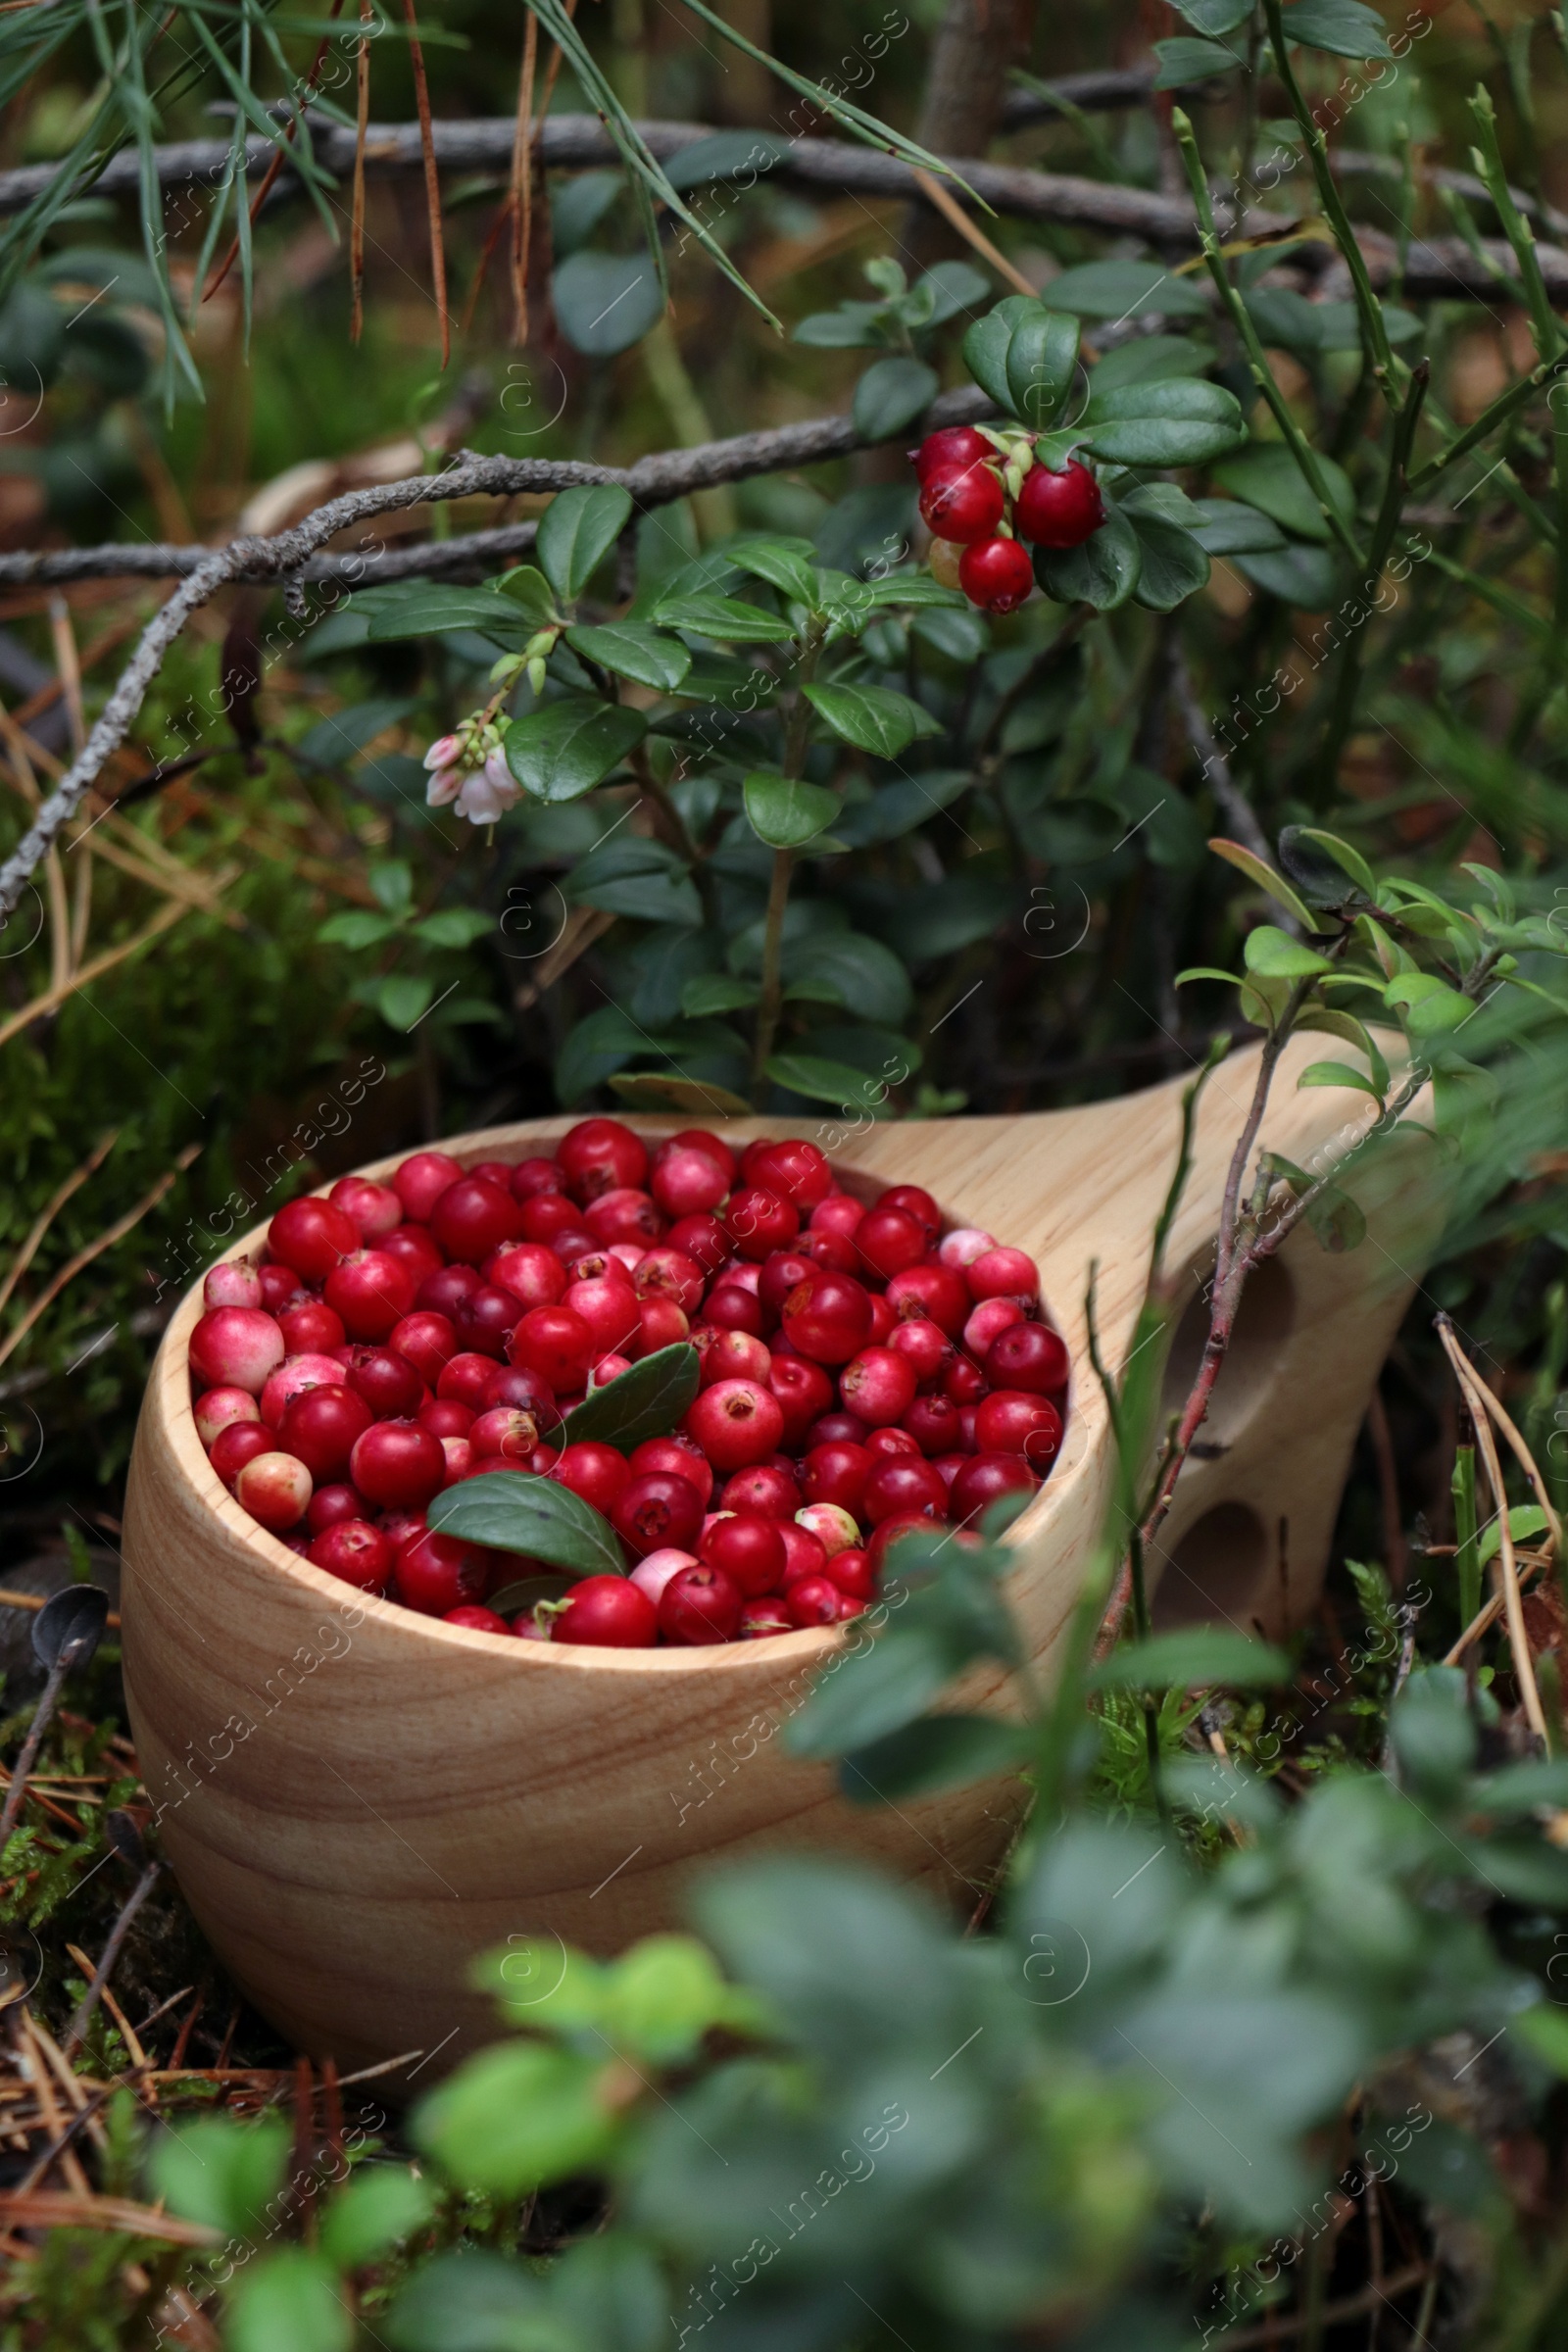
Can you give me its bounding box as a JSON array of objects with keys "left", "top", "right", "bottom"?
[
  {"left": 185, "top": 1121, "right": 1069, "bottom": 1648},
  {"left": 912, "top": 425, "right": 1103, "bottom": 614}
]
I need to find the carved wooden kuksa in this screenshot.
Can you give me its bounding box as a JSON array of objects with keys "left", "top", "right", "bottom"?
[{"left": 122, "top": 1037, "right": 1443, "bottom": 2080}]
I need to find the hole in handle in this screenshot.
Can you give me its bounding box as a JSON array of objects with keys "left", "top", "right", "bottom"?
[{"left": 1151, "top": 1500, "right": 1269, "bottom": 1630}]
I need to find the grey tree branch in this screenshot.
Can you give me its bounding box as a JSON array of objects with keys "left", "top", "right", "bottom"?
[
  {"left": 1171, "top": 651, "right": 1274, "bottom": 867},
  {"left": 9, "top": 112, "right": 1562, "bottom": 303},
  {"left": 0, "top": 383, "right": 995, "bottom": 590},
  {"left": 0, "top": 385, "right": 993, "bottom": 917}
]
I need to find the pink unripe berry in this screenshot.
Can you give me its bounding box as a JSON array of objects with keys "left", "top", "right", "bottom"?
[
  {"left": 190, "top": 1306, "right": 285, "bottom": 1397},
  {"left": 966, "top": 1246, "right": 1041, "bottom": 1303},
  {"left": 629, "top": 1547, "right": 699, "bottom": 1606},
  {"left": 329, "top": 1176, "right": 403, "bottom": 1239},
  {"left": 194, "top": 1387, "right": 261, "bottom": 1448},
  {"left": 234, "top": 1449, "right": 313, "bottom": 1532},
  {"left": 962, "top": 1297, "right": 1024, "bottom": 1358},
  {"left": 839, "top": 1346, "right": 917, "bottom": 1428},
  {"left": 795, "top": 1501, "right": 858, "bottom": 1558},
  {"left": 260, "top": 1351, "right": 347, "bottom": 1430},
  {"left": 938, "top": 1228, "right": 995, "bottom": 1269},
  {"left": 204, "top": 1260, "right": 262, "bottom": 1310}
]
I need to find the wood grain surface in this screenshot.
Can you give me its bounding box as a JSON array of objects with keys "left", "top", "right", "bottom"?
[{"left": 120, "top": 1039, "right": 1443, "bottom": 2079}]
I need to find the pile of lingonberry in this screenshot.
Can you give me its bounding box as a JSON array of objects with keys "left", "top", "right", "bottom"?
[
  {"left": 186, "top": 1122, "right": 1068, "bottom": 1648},
  {"left": 911, "top": 424, "right": 1102, "bottom": 615}
]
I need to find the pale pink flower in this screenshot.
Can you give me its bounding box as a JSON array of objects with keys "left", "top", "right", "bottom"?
[
  {"left": 455, "top": 750, "right": 520, "bottom": 824},
  {"left": 422, "top": 733, "right": 462, "bottom": 772},
  {"left": 425, "top": 763, "right": 464, "bottom": 808}
]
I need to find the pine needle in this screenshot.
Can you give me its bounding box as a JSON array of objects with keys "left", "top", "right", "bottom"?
[
  {"left": 403, "top": 0, "right": 449, "bottom": 368},
  {"left": 351, "top": 0, "right": 372, "bottom": 341}
]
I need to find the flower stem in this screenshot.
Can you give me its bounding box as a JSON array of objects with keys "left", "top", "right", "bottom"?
[{"left": 750, "top": 618, "right": 826, "bottom": 1105}]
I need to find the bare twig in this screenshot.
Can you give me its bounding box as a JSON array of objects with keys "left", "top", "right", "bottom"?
[
  {"left": 0, "top": 1130, "right": 119, "bottom": 1323},
  {"left": 0, "top": 1145, "right": 200, "bottom": 1373},
  {"left": 909, "top": 165, "right": 1036, "bottom": 296},
  {"left": 1438, "top": 1321, "right": 1549, "bottom": 1746},
  {"left": 1171, "top": 650, "right": 1273, "bottom": 865},
  {"left": 2, "top": 113, "right": 1558, "bottom": 303},
  {"left": 61, "top": 1861, "right": 164, "bottom": 2059},
  {"left": 402, "top": 0, "right": 450, "bottom": 367},
  {"left": 0, "top": 384, "right": 993, "bottom": 916},
  {"left": 350, "top": 0, "right": 372, "bottom": 341}
]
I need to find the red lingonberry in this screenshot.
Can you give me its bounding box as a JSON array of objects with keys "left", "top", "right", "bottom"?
[
  {"left": 324, "top": 1249, "right": 417, "bottom": 1344},
  {"left": 767, "top": 1354, "right": 834, "bottom": 1448},
  {"left": 840, "top": 1346, "right": 917, "bottom": 1429},
  {"left": 860, "top": 1454, "right": 948, "bottom": 1525},
  {"left": 210, "top": 1421, "right": 274, "bottom": 1488},
  {"left": 949, "top": 1451, "right": 1040, "bottom": 1524},
  {"left": 260, "top": 1353, "right": 346, "bottom": 1431},
  {"left": 520, "top": 1191, "right": 584, "bottom": 1246},
  {"left": 720, "top": 1463, "right": 801, "bottom": 1520},
  {"left": 258, "top": 1263, "right": 305, "bottom": 1313},
  {"left": 701, "top": 1328, "right": 772, "bottom": 1389},
  {"left": 632, "top": 1248, "right": 706, "bottom": 1314},
  {"left": 705, "top": 1283, "right": 765, "bottom": 1339},
  {"left": 469, "top": 1407, "right": 541, "bottom": 1462},
  {"left": 886, "top": 1261, "right": 970, "bottom": 1338},
  {"left": 659, "top": 1563, "right": 742, "bottom": 1645},
  {"left": 330, "top": 1175, "right": 403, "bottom": 1240},
  {"left": 307, "top": 1481, "right": 368, "bottom": 1534},
  {"left": 276, "top": 1300, "right": 346, "bottom": 1359},
  {"left": 392, "top": 1151, "right": 464, "bottom": 1222},
  {"left": 918, "top": 460, "right": 1004, "bottom": 545},
  {"left": 483, "top": 1363, "right": 560, "bottom": 1428},
  {"left": 278, "top": 1385, "right": 373, "bottom": 1481},
  {"left": 416, "top": 1264, "right": 480, "bottom": 1322},
  {"left": 268, "top": 1195, "right": 361, "bottom": 1284},
  {"left": 758, "top": 1250, "right": 815, "bottom": 1318},
  {"left": 780, "top": 1270, "right": 873, "bottom": 1366},
  {"left": 563, "top": 1276, "right": 641, "bottom": 1357},
  {"left": 867, "top": 1510, "right": 943, "bottom": 1573},
  {"left": 664, "top": 1212, "right": 730, "bottom": 1275},
  {"left": 699, "top": 1512, "right": 786, "bottom": 1597},
  {"left": 556, "top": 1575, "right": 659, "bottom": 1647},
  {"left": 856, "top": 1206, "right": 927, "bottom": 1284},
  {"left": 650, "top": 1144, "right": 730, "bottom": 1219},
  {"left": 985, "top": 1321, "right": 1070, "bottom": 1396},
  {"left": 511, "top": 1155, "right": 566, "bottom": 1201},
  {"left": 888, "top": 1318, "right": 952, "bottom": 1387},
  {"left": 388, "top": 1311, "right": 458, "bottom": 1390},
  {"left": 684, "top": 1378, "right": 786, "bottom": 1471},
  {"left": 345, "top": 1346, "right": 425, "bottom": 1421},
  {"left": 802, "top": 1228, "right": 858, "bottom": 1274},
  {"left": 958, "top": 536, "right": 1034, "bottom": 613},
  {"left": 956, "top": 1404, "right": 980, "bottom": 1454},
  {"left": 443, "top": 1605, "right": 514, "bottom": 1636},
  {"left": 911, "top": 424, "right": 995, "bottom": 483},
  {"left": 194, "top": 1386, "right": 260, "bottom": 1448},
  {"left": 826, "top": 1546, "right": 875, "bottom": 1601},
  {"left": 967, "top": 1246, "right": 1040, "bottom": 1303},
  {"left": 419, "top": 1396, "right": 474, "bottom": 1440},
  {"left": 429, "top": 1176, "right": 522, "bottom": 1266},
  {"left": 190, "top": 1305, "right": 285, "bottom": 1396},
  {"left": 931, "top": 1453, "right": 967, "bottom": 1489},
  {"left": 350, "top": 1420, "right": 446, "bottom": 1511},
  {"left": 1014, "top": 457, "right": 1103, "bottom": 550},
  {"left": 810, "top": 1193, "right": 865, "bottom": 1239},
  {"left": 381, "top": 1224, "right": 447, "bottom": 1288},
  {"left": 584, "top": 1188, "right": 664, "bottom": 1249},
  {"left": 549, "top": 1229, "right": 599, "bottom": 1265},
  {"left": 615, "top": 1467, "right": 710, "bottom": 1561},
  {"left": 309, "top": 1518, "right": 392, "bottom": 1592},
  {"left": 629, "top": 1298, "right": 690, "bottom": 1359},
  {"left": 865, "top": 1425, "right": 921, "bottom": 1459},
  {"left": 786, "top": 1572, "right": 849, "bottom": 1628},
  {"left": 551, "top": 1441, "right": 633, "bottom": 1517},
  {"left": 725, "top": 1187, "right": 799, "bottom": 1262},
  {"left": 738, "top": 1596, "right": 794, "bottom": 1639},
  {"left": 903, "top": 1394, "right": 962, "bottom": 1455},
  {"left": 394, "top": 1530, "right": 487, "bottom": 1615},
  {"left": 486, "top": 1243, "right": 567, "bottom": 1312},
  {"left": 804, "top": 1410, "right": 868, "bottom": 1450},
  {"left": 944, "top": 1355, "right": 988, "bottom": 1407},
  {"left": 558, "top": 1118, "right": 649, "bottom": 1202},
  {"left": 235, "top": 1449, "right": 313, "bottom": 1532},
  {"left": 508, "top": 1305, "right": 595, "bottom": 1393},
  {"left": 629, "top": 1434, "right": 713, "bottom": 1503},
  {"left": 801, "top": 1441, "right": 873, "bottom": 1515},
  {"left": 881, "top": 1184, "right": 940, "bottom": 1237},
  {"left": 748, "top": 1139, "right": 833, "bottom": 1210},
  {"left": 778, "top": 1524, "right": 828, "bottom": 1587},
  {"left": 974, "top": 1390, "right": 1062, "bottom": 1468}
]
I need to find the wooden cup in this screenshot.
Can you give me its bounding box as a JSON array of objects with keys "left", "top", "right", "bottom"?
[{"left": 122, "top": 1037, "right": 1441, "bottom": 2078}]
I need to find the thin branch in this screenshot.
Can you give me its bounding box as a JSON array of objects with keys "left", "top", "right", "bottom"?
[
  {"left": 0, "top": 1129, "right": 119, "bottom": 1323},
  {"left": 0, "top": 1144, "right": 199, "bottom": 1373},
  {"left": 2, "top": 114, "right": 1561, "bottom": 304},
  {"left": 402, "top": 0, "right": 449, "bottom": 367},
  {"left": 1171, "top": 649, "right": 1272, "bottom": 864},
  {"left": 1442, "top": 1330, "right": 1549, "bottom": 1746},
  {"left": 0, "top": 385, "right": 996, "bottom": 917}
]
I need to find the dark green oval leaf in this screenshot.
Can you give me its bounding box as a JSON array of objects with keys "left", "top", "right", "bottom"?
[
  {"left": 537, "top": 485, "right": 636, "bottom": 603},
  {"left": 1089, "top": 1630, "right": 1294, "bottom": 1690},
  {"left": 561, "top": 1344, "right": 702, "bottom": 1452},
  {"left": 564, "top": 623, "right": 691, "bottom": 691},
  {"left": 504, "top": 699, "right": 647, "bottom": 803},
  {"left": 743, "top": 771, "right": 842, "bottom": 849},
  {"left": 428, "top": 1471, "right": 628, "bottom": 1576}
]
